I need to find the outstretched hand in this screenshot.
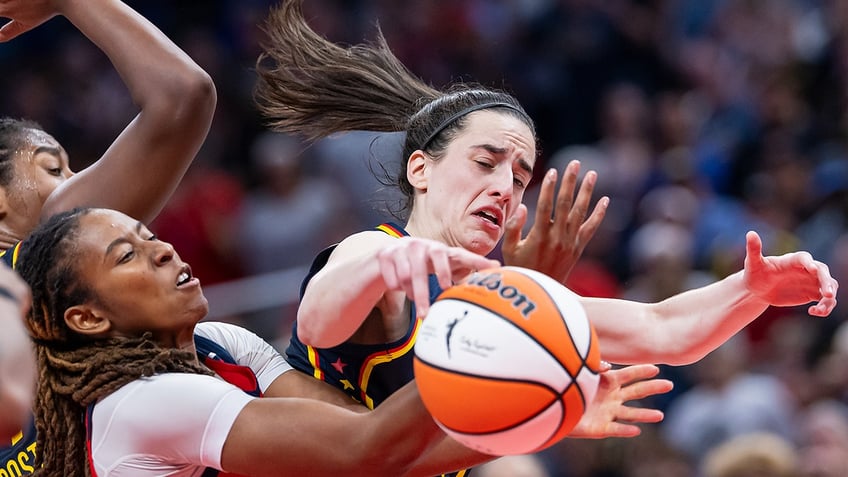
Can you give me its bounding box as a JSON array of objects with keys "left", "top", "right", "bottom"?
[
  {"left": 502, "top": 160, "right": 608, "bottom": 284},
  {"left": 0, "top": 0, "right": 58, "bottom": 41},
  {"left": 377, "top": 237, "right": 500, "bottom": 318},
  {"left": 568, "top": 363, "right": 672, "bottom": 439},
  {"left": 743, "top": 231, "right": 838, "bottom": 316}
]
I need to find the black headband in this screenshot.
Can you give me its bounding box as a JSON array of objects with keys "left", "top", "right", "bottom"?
[{"left": 418, "top": 101, "right": 530, "bottom": 150}]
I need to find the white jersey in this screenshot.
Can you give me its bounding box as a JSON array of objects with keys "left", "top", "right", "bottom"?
[{"left": 89, "top": 321, "right": 293, "bottom": 476}]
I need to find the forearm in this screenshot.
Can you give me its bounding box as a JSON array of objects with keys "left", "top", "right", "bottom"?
[
  {"left": 43, "top": 0, "right": 215, "bottom": 223},
  {"left": 585, "top": 271, "right": 769, "bottom": 365},
  {"left": 297, "top": 255, "right": 387, "bottom": 347},
  {"left": 357, "top": 383, "right": 447, "bottom": 475},
  {"left": 56, "top": 0, "right": 212, "bottom": 109},
  {"left": 402, "top": 435, "right": 493, "bottom": 477},
  {"left": 225, "top": 383, "right": 444, "bottom": 476}
]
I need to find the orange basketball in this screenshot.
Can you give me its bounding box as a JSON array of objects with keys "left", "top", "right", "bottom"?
[{"left": 413, "top": 266, "right": 601, "bottom": 456}]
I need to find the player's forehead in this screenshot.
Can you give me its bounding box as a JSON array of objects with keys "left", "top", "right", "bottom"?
[
  {"left": 453, "top": 111, "right": 536, "bottom": 165},
  {"left": 21, "top": 127, "right": 60, "bottom": 148}
]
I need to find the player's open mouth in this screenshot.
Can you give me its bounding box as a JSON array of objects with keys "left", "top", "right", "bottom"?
[
  {"left": 473, "top": 208, "right": 502, "bottom": 226},
  {"left": 176, "top": 265, "right": 193, "bottom": 286}
]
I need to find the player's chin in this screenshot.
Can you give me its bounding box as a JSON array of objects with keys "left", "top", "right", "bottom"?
[{"left": 464, "top": 234, "right": 499, "bottom": 256}]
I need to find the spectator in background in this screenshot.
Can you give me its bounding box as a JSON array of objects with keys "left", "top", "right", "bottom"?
[
  {"left": 312, "top": 130, "right": 408, "bottom": 227},
  {"left": 237, "top": 131, "right": 358, "bottom": 276},
  {"left": 700, "top": 432, "right": 799, "bottom": 477},
  {"left": 234, "top": 131, "right": 359, "bottom": 339},
  {"left": 150, "top": 147, "right": 246, "bottom": 287},
  {"left": 796, "top": 400, "right": 848, "bottom": 477},
  {"left": 662, "top": 334, "right": 797, "bottom": 465}
]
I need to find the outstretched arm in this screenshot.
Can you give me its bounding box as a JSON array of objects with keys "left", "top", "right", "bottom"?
[
  {"left": 0, "top": 0, "right": 216, "bottom": 224},
  {"left": 501, "top": 160, "right": 608, "bottom": 284},
  {"left": 584, "top": 231, "right": 839, "bottom": 365},
  {"left": 222, "top": 381, "right": 444, "bottom": 477},
  {"left": 568, "top": 364, "right": 671, "bottom": 439}
]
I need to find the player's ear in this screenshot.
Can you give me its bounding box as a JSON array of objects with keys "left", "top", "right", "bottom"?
[
  {"left": 65, "top": 305, "right": 112, "bottom": 337},
  {"left": 407, "top": 150, "right": 429, "bottom": 191}
]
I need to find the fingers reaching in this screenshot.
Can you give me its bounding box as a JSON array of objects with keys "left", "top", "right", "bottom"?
[
  {"left": 743, "top": 231, "right": 839, "bottom": 316},
  {"left": 502, "top": 203, "right": 528, "bottom": 251},
  {"left": 570, "top": 363, "right": 673, "bottom": 439},
  {"left": 378, "top": 238, "right": 500, "bottom": 319}
]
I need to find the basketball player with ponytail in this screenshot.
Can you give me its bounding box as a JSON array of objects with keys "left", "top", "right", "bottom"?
[{"left": 255, "top": 2, "right": 836, "bottom": 473}]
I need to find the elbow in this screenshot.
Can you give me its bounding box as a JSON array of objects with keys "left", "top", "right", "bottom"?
[
  {"left": 295, "top": 306, "right": 336, "bottom": 349},
  {"left": 296, "top": 321, "right": 323, "bottom": 348},
  {"left": 170, "top": 67, "right": 217, "bottom": 124},
  {"left": 145, "top": 66, "right": 217, "bottom": 129}
]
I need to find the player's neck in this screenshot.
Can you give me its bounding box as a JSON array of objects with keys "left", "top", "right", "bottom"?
[{"left": 0, "top": 222, "right": 24, "bottom": 251}]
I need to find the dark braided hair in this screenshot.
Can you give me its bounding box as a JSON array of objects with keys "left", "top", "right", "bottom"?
[
  {"left": 0, "top": 117, "right": 44, "bottom": 187},
  {"left": 16, "top": 208, "right": 212, "bottom": 477},
  {"left": 254, "top": 0, "right": 537, "bottom": 219}
]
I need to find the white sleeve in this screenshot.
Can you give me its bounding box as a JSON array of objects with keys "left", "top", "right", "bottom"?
[
  {"left": 91, "top": 373, "right": 254, "bottom": 476},
  {"left": 195, "top": 321, "right": 292, "bottom": 391}
]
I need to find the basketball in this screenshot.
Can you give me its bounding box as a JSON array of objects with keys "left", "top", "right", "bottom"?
[{"left": 413, "top": 266, "right": 601, "bottom": 456}]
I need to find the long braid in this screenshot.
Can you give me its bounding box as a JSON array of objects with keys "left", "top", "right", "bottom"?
[{"left": 17, "top": 208, "right": 212, "bottom": 477}]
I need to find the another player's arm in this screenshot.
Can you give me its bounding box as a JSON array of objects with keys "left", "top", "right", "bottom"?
[
  {"left": 583, "top": 232, "right": 837, "bottom": 365},
  {"left": 221, "top": 381, "right": 444, "bottom": 476},
  {"left": 264, "top": 369, "right": 367, "bottom": 413},
  {"left": 501, "top": 160, "right": 608, "bottom": 284},
  {"left": 39, "top": 0, "right": 216, "bottom": 224}
]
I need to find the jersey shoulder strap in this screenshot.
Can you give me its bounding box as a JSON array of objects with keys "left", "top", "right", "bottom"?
[
  {"left": 0, "top": 241, "right": 23, "bottom": 269},
  {"left": 375, "top": 222, "right": 408, "bottom": 238},
  {"left": 194, "top": 334, "right": 261, "bottom": 398}
]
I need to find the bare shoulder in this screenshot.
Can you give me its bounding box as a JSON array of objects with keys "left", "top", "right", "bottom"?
[{"left": 331, "top": 230, "right": 397, "bottom": 256}]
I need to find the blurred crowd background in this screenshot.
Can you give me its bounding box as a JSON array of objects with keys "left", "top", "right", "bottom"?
[{"left": 3, "top": 0, "right": 848, "bottom": 476}]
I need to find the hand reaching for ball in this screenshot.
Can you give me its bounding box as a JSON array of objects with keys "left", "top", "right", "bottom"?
[{"left": 568, "top": 363, "right": 673, "bottom": 439}]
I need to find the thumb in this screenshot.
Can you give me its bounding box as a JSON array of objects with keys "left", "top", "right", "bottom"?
[{"left": 745, "top": 230, "right": 764, "bottom": 263}]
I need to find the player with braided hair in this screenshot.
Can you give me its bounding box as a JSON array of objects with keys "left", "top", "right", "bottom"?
[{"left": 16, "top": 206, "right": 672, "bottom": 476}]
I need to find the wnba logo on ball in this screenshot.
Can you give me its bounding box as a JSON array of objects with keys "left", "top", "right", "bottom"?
[
  {"left": 465, "top": 270, "right": 537, "bottom": 317},
  {"left": 444, "top": 310, "right": 467, "bottom": 358}
]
